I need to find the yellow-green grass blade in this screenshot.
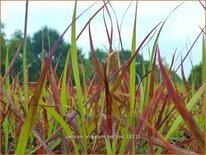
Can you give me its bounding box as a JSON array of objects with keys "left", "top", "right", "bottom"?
[
  {"left": 157, "top": 80, "right": 206, "bottom": 154},
  {"left": 39, "top": 100, "right": 79, "bottom": 154},
  {"left": 81, "top": 61, "right": 87, "bottom": 100},
  {"left": 5, "top": 44, "right": 10, "bottom": 90},
  {"left": 202, "top": 35, "right": 205, "bottom": 85},
  {"left": 202, "top": 35, "right": 206, "bottom": 131},
  {"left": 23, "top": 0, "right": 29, "bottom": 107},
  {"left": 119, "top": 127, "right": 129, "bottom": 154},
  {"left": 129, "top": 1, "right": 137, "bottom": 126},
  {"left": 3, "top": 115, "right": 9, "bottom": 154},
  {"left": 146, "top": 2, "right": 183, "bottom": 107},
  {"left": 60, "top": 50, "right": 71, "bottom": 115},
  {"left": 112, "top": 121, "right": 121, "bottom": 153},
  {"left": 202, "top": 35, "right": 206, "bottom": 154},
  {"left": 71, "top": 1, "right": 87, "bottom": 153},
  {"left": 71, "top": 0, "right": 85, "bottom": 118},
  {"left": 105, "top": 136, "right": 113, "bottom": 154},
  {"left": 15, "top": 14, "right": 75, "bottom": 155},
  {"left": 145, "top": 21, "right": 165, "bottom": 107},
  {"left": 15, "top": 102, "right": 37, "bottom": 154},
  {"left": 165, "top": 83, "right": 206, "bottom": 140}
]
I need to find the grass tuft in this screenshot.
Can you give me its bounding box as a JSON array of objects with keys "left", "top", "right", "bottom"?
[{"left": 1, "top": 1, "right": 204, "bottom": 154}]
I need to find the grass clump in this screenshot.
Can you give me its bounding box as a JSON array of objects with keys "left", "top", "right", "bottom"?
[{"left": 1, "top": 1, "right": 205, "bottom": 154}]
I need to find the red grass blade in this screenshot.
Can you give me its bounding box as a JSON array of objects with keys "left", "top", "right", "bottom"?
[
  {"left": 104, "top": 62, "right": 112, "bottom": 145},
  {"left": 47, "top": 67, "right": 62, "bottom": 115},
  {"left": 149, "top": 46, "right": 157, "bottom": 99},
  {"left": 76, "top": 2, "right": 109, "bottom": 40},
  {"left": 15, "top": 4, "right": 93, "bottom": 152},
  {"left": 2, "top": 91, "right": 53, "bottom": 153},
  {"left": 181, "top": 60, "right": 190, "bottom": 92},
  {"left": 109, "top": 3, "right": 125, "bottom": 62},
  {"left": 88, "top": 23, "right": 104, "bottom": 85},
  {"left": 139, "top": 115, "right": 176, "bottom": 154},
  {"left": 111, "top": 22, "right": 161, "bottom": 94},
  {"left": 125, "top": 84, "right": 166, "bottom": 153},
  {"left": 155, "top": 94, "right": 168, "bottom": 130},
  {"left": 174, "top": 28, "right": 204, "bottom": 73},
  {"left": 102, "top": 2, "right": 118, "bottom": 71},
  {"left": 157, "top": 45, "right": 205, "bottom": 152}
]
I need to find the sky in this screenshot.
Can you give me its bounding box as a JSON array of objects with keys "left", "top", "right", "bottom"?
[{"left": 1, "top": 1, "right": 205, "bottom": 78}]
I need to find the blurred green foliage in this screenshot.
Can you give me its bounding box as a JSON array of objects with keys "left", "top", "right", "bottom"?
[{"left": 1, "top": 25, "right": 183, "bottom": 84}]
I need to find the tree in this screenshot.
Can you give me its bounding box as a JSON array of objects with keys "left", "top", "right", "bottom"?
[
  {"left": 86, "top": 49, "right": 152, "bottom": 81},
  {"left": 1, "top": 23, "right": 6, "bottom": 76},
  {"left": 88, "top": 48, "right": 107, "bottom": 64},
  {"left": 32, "top": 26, "right": 71, "bottom": 80},
  {"left": 32, "top": 26, "right": 85, "bottom": 81},
  {"left": 188, "top": 63, "right": 202, "bottom": 88},
  {"left": 85, "top": 48, "right": 107, "bottom": 79},
  {"left": 1, "top": 30, "right": 34, "bottom": 81},
  {"left": 119, "top": 50, "right": 150, "bottom": 79}
]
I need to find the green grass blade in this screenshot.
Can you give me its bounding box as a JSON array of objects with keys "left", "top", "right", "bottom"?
[
  {"left": 3, "top": 116, "right": 9, "bottom": 154},
  {"left": 119, "top": 128, "right": 129, "bottom": 154},
  {"left": 129, "top": 1, "right": 137, "bottom": 126},
  {"left": 146, "top": 2, "right": 183, "bottom": 106},
  {"left": 202, "top": 35, "right": 206, "bottom": 126},
  {"left": 23, "top": 0, "right": 29, "bottom": 107},
  {"left": 50, "top": 138, "right": 61, "bottom": 150},
  {"left": 5, "top": 44, "right": 10, "bottom": 89},
  {"left": 15, "top": 103, "right": 36, "bottom": 154},
  {"left": 105, "top": 137, "right": 113, "bottom": 154},
  {"left": 71, "top": 1, "right": 87, "bottom": 153},
  {"left": 202, "top": 32, "right": 205, "bottom": 85},
  {"left": 71, "top": 0, "right": 84, "bottom": 118},
  {"left": 15, "top": 12, "right": 74, "bottom": 155},
  {"left": 112, "top": 121, "right": 121, "bottom": 153},
  {"left": 157, "top": 83, "right": 206, "bottom": 154},
  {"left": 165, "top": 83, "right": 206, "bottom": 140},
  {"left": 1, "top": 42, "right": 22, "bottom": 87},
  {"left": 40, "top": 101, "right": 79, "bottom": 154},
  {"left": 158, "top": 48, "right": 205, "bottom": 152},
  {"left": 137, "top": 74, "right": 145, "bottom": 113},
  {"left": 145, "top": 21, "right": 165, "bottom": 106},
  {"left": 60, "top": 50, "right": 71, "bottom": 115}
]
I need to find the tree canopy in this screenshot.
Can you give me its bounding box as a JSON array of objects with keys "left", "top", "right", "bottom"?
[
  {"left": 1, "top": 25, "right": 184, "bottom": 85},
  {"left": 188, "top": 63, "right": 202, "bottom": 88}
]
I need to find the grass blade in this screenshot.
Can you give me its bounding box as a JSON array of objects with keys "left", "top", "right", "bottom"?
[
  {"left": 15, "top": 1, "right": 80, "bottom": 152},
  {"left": 48, "top": 67, "right": 62, "bottom": 115},
  {"left": 202, "top": 35, "right": 205, "bottom": 85},
  {"left": 181, "top": 59, "right": 190, "bottom": 92},
  {"left": 88, "top": 23, "right": 104, "bottom": 85},
  {"left": 157, "top": 46, "right": 205, "bottom": 152},
  {"left": 165, "top": 83, "right": 206, "bottom": 140},
  {"left": 60, "top": 50, "right": 71, "bottom": 116},
  {"left": 129, "top": 1, "right": 137, "bottom": 126},
  {"left": 2, "top": 91, "right": 53, "bottom": 153},
  {"left": 71, "top": 1, "right": 88, "bottom": 153},
  {"left": 202, "top": 33, "right": 206, "bottom": 153},
  {"left": 145, "top": 2, "right": 183, "bottom": 106},
  {"left": 104, "top": 62, "right": 112, "bottom": 144},
  {"left": 1, "top": 42, "right": 22, "bottom": 85},
  {"left": 23, "top": 0, "right": 29, "bottom": 107},
  {"left": 5, "top": 44, "right": 10, "bottom": 89},
  {"left": 71, "top": 0, "right": 84, "bottom": 119},
  {"left": 111, "top": 22, "right": 161, "bottom": 94},
  {"left": 39, "top": 100, "right": 79, "bottom": 154}
]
